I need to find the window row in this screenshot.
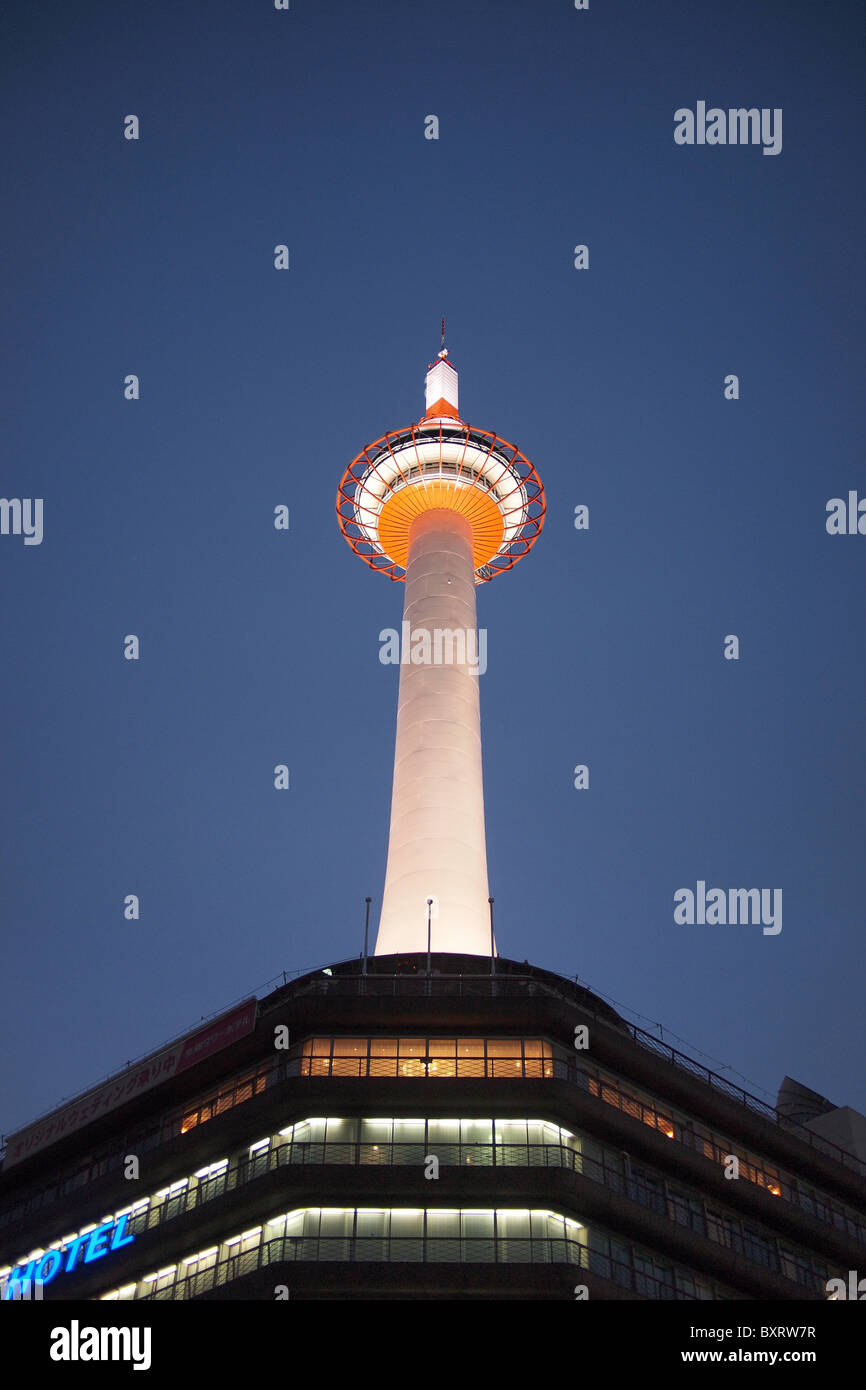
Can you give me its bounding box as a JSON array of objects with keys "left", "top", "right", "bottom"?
[
  {"left": 9, "top": 1113, "right": 839, "bottom": 1303},
  {"left": 4, "top": 1034, "right": 864, "bottom": 1258},
  {"left": 100, "top": 1206, "right": 742, "bottom": 1303},
  {"left": 299, "top": 1036, "right": 554, "bottom": 1079},
  {"left": 571, "top": 1063, "right": 866, "bottom": 1245}
]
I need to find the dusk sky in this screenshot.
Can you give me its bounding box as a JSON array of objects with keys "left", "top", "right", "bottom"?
[{"left": 2, "top": 0, "right": 864, "bottom": 1148}]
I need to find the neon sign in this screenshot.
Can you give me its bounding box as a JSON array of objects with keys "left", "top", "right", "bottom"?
[{"left": 3, "top": 1213, "right": 134, "bottom": 1298}]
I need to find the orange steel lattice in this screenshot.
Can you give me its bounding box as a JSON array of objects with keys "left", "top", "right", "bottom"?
[{"left": 336, "top": 419, "right": 545, "bottom": 583}]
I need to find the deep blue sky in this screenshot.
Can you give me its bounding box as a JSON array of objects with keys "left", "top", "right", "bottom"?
[{"left": 2, "top": 0, "right": 864, "bottom": 1145}]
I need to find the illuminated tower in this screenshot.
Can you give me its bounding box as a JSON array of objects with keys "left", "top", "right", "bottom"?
[{"left": 337, "top": 335, "right": 545, "bottom": 955}]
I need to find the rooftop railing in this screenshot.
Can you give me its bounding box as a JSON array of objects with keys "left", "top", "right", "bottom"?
[{"left": 266, "top": 971, "right": 866, "bottom": 1177}]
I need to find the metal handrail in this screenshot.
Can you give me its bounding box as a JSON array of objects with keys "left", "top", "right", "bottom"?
[{"left": 118, "top": 1137, "right": 839, "bottom": 1295}]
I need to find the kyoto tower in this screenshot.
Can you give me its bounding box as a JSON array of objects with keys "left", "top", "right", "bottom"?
[{"left": 337, "top": 330, "right": 544, "bottom": 956}]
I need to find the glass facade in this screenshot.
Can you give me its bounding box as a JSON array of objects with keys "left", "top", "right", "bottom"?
[
  {"left": 300, "top": 1036, "right": 554, "bottom": 1078},
  {"left": 5, "top": 1112, "right": 843, "bottom": 1303},
  {"left": 101, "top": 1206, "right": 745, "bottom": 1303},
  {"left": 2, "top": 1025, "right": 864, "bottom": 1306}
]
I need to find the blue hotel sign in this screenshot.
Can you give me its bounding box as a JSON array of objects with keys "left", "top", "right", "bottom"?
[{"left": 4, "top": 1213, "right": 134, "bottom": 1298}]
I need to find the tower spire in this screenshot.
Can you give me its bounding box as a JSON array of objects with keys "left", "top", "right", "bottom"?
[
  {"left": 336, "top": 345, "right": 545, "bottom": 955},
  {"left": 424, "top": 343, "right": 460, "bottom": 419}
]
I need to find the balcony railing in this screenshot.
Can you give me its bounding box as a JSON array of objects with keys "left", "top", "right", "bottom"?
[
  {"left": 117, "top": 1136, "right": 832, "bottom": 1296},
  {"left": 132, "top": 1233, "right": 720, "bottom": 1303},
  {"left": 4, "top": 969, "right": 861, "bottom": 1179},
  {"left": 264, "top": 972, "right": 866, "bottom": 1176},
  {"left": 3, "top": 1031, "right": 865, "bottom": 1254}
]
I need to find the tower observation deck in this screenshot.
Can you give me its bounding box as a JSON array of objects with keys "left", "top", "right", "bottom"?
[{"left": 336, "top": 341, "right": 545, "bottom": 956}]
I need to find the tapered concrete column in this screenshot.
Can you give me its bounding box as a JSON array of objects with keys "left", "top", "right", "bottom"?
[{"left": 375, "top": 508, "right": 493, "bottom": 956}]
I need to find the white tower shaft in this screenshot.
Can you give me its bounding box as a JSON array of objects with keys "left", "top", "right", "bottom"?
[{"left": 375, "top": 508, "right": 494, "bottom": 955}]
